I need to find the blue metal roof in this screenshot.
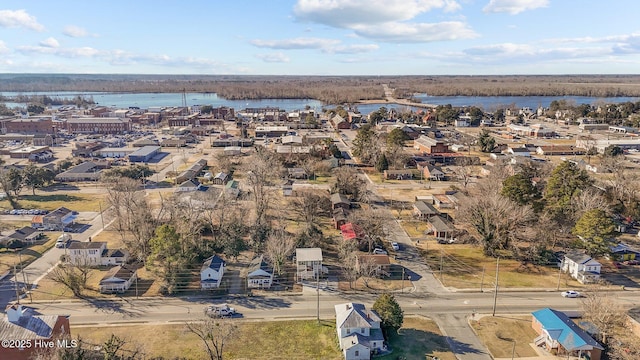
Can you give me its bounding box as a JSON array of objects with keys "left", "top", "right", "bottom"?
[{"left": 532, "top": 308, "right": 603, "bottom": 351}]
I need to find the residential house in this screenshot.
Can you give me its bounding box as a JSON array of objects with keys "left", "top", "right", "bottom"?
[
  {"left": 0, "top": 305, "right": 71, "bottom": 360},
  {"left": 31, "top": 206, "right": 76, "bottom": 231},
  {"left": 531, "top": 308, "right": 603, "bottom": 360},
  {"left": 335, "top": 303, "right": 385, "bottom": 360},
  {"left": 433, "top": 193, "right": 458, "bottom": 209},
  {"left": 295, "top": 247, "right": 324, "bottom": 282},
  {"left": 421, "top": 164, "right": 445, "bottom": 181},
  {"left": 6, "top": 227, "right": 41, "bottom": 244},
  {"left": 99, "top": 264, "right": 138, "bottom": 294},
  {"left": 609, "top": 242, "right": 640, "bottom": 262},
  {"left": 333, "top": 208, "right": 349, "bottom": 230},
  {"left": 212, "top": 172, "right": 231, "bottom": 185},
  {"left": 356, "top": 255, "right": 391, "bottom": 278},
  {"left": 287, "top": 167, "right": 308, "bottom": 179},
  {"left": 67, "top": 242, "right": 130, "bottom": 266},
  {"left": 331, "top": 193, "right": 351, "bottom": 210},
  {"left": 413, "top": 135, "right": 449, "bottom": 154},
  {"left": 383, "top": 169, "right": 413, "bottom": 180},
  {"left": 176, "top": 179, "right": 202, "bottom": 192},
  {"left": 536, "top": 145, "right": 585, "bottom": 156},
  {"left": 283, "top": 179, "right": 295, "bottom": 197},
  {"left": 247, "top": 255, "right": 274, "bottom": 289},
  {"left": 413, "top": 201, "right": 439, "bottom": 220},
  {"left": 427, "top": 215, "right": 455, "bottom": 239},
  {"left": 201, "top": 254, "right": 225, "bottom": 289},
  {"left": 505, "top": 146, "right": 531, "bottom": 157},
  {"left": 332, "top": 114, "right": 350, "bottom": 129},
  {"left": 561, "top": 251, "right": 601, "bottom": 284}
]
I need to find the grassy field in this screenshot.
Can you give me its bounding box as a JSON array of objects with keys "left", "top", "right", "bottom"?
[
  {"left": 0, "top": 192, "right": 106, "bottom": 212},
  {"left": 419, "top": 241, "right": 583, "bottom": 289},
  {"left": 470, "top": 315, "right": 539, "bottom": 358},
  {"left": 74, "top": 317, "right": 453, "bottom": 360}
]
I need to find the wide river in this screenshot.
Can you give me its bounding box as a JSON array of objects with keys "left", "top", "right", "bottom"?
[{"left": 2, "top": 91, "right": 638, "bottom": 114}]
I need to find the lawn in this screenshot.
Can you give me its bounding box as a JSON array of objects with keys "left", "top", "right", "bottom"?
[
  {"left": 419, "top": 242, "right": 584, "bottom": 289},
  {"left": 470, "top": 315, "right": 539, "bottom": 358},
  {"left": 75, "top": 320, "right": 343, "bottom": 360},
  {"left": 379, "top": 316, "right": 456, "bottom": 360},
  {"left": 74, "top": 317, "right": 453, "bottom": 360},
  {"left": 0, "top": 193, "right": 106, "bottom": 212}
]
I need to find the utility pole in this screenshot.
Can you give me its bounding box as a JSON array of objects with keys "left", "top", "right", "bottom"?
[
  {"left": 98, "top": 201, "right": 105, "bottom": 230},
  {"left": 14, "top": 265, "right": 20, "bottom": 305},
  {"left": 439, "top": 250, "right": 444, "bottom": 284},
  {"left": 401, "top": 267, "right": 405, "bottom": 293},
  {"left": 556, "top": 261, "right": 563, "bottom": 291},
  {"left": 316, "top": 261, "right": 320, "bottom": 325},
  {"left": 480, "top": 266, "right": 486, "bottom": 292},
  {"left": 492, "top": 257, "right": 500, "bottom": 316}
]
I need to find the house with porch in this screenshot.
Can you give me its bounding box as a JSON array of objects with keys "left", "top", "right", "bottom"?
[
  {"left": 295, "top": 247, "right": 324, "bottom": 282},
  {"left": 356, "top": 254, "right": 391, "bottom": 278},
  {"left": 610, "top": 242, "right": 640, "bottom": 262},
  {"left": 99, "top": 264, "right": 138, "bottom": 294},
  {"left": 31, "top": 206, "right": 76, "bottom": 231},
  {"left": 201, "top": 254, "right": 225, "bottom": 289},
  {"left": 413, "top": 201, "right": 439, "bottom": 220},
  {"left": 532, "top": 308, "right": 603, "bottom": 360},
  {"left": 561, "top": 251, "right": 601, "bottom": 284},
  {"left": 331, "top": 193, "right": 351, "bottom": 210},
  {"left": 335, "top": 302, "right": 385, "bottom": 360},
  {"left": 247, "top": 255, "right": 274, "bottom": 289},
  {"left": 67, "top": 241, "right": 130, "bottom": 267},
  {"left": 427, "top": 215, "right": 455, "bottom": 240}
]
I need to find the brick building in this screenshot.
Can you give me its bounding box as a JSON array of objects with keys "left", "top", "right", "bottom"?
[
  {"left": 66, "top": 118, "right": 131, "bottom": 134},
  {"left": 4, "top": 118, "right": 55, "bottom": 134}
]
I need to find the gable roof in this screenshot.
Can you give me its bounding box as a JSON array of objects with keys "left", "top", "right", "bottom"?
[
  {"left": 335, "top": 303, "right": 381, "bottom": 330},
  {"left": 340, "top": 222, "right": 364, "bottom": 241},
  {"left": 357, "top": 254, "right": 391, "bottom": 266},
  {"left": 100, "top": 264, "right": 137, "bottom": 283},
  {"left": 331, "top": 192, "right": 350, "bottom": 205},
  {"left": 0, "top": 306, "right": 64, "bottom": 340},
  {"left": 428, "top": 215, "right": 455, "bottom": 232},
  {"left": 68, "top": 241, "right": 106, "bottom": 250},
  {"left": 7, "top": 226, "right": 39, "bottom": 241},
  {"left": 247, "top": 255, "right": 272, "bottom": 277},
  {"left": 564, "top": 250, "right": 599, "bottom": 265},
  {"left": 532, "top": 308, "right": 604, "bottom": 351},
  {"left": 296, "top": 247, "right": 322, "bottom": 262},
  {"left": 202, "top": 254, "right": 224, "bottom": 272},
  {"left": 413, "top": 201, "right": 439, "bottom": 215}
]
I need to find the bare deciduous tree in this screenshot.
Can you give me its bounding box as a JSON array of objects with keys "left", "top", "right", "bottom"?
[
  {"left": 290, "top": 189, "right": 330, "bottom": 235},
  {"left": 338, "top": 239, "right": 359, "bottom": 289},
  {"left": 571, "top": 187, "right": 610, "bottom": 221},
  {"left": 185, "top": 318, "right": 238, "bottom": 360},
  {"left": 49, "top": 262, "right": 93, "bottom": 298},
  {"left": 581, "top": 284, "right": 628, "bottom": 345},
  {"left": 244, "top": 147, "right": 284, "bottom": 227},
  {"left": 264, "top": 229, "right": 296, "bottom": 276},
  {"left": 452, "top": 157, "right": 476, "bottom": 191},
  {"left": 357, "top": 255, "right": 380, "bottom": 288}
]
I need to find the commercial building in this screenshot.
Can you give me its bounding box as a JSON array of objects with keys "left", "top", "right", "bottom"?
[
  {"left": 127, "top": 146, "right": 161, "bottom": 163},
  {"left": 66, "top": 117, "right": 131, "bottom": 134}
]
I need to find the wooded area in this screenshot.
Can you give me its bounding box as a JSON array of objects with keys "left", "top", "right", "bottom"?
[{"left": 2, "top": 74, "right": 640, "bottom": 104}]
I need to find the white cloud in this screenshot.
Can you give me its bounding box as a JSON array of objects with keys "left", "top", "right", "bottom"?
[
  {"left": 294, "top": 0, "right": 460, "bottom": 27},
  {"left": 0, "top": 40, "right": 9, "bottom": 54},
  {"left": 327, "top": 44, "right": 379, "bottom": 54},
  {"left": 483, "top": 0, "right": 549, "bottom": 15},
  {"left": 39, "top": 37, "right": 59, "bottom": 48},
  {"left": 256, "top": 53, "right": 291, "bottom": 63},
  {"left": 63, "top": 25, "right": 89, "bottom": 38},
  {"left": 0, "top": 9, "right": 44, "bottom": 31},
  {"left": 251, "top": 37, "right": 340, "bottom": 50},
  {"left": 353, "top": 21, "right": 477, "bottom": 43},
  {"left": 293, "top": 0, "right": 474, "bottom": 43}
]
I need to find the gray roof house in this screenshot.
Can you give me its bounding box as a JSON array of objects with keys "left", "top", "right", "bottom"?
[
  {"left": 561, "top": 251, "right": 601, "bottom": 284},
  {"left": 413, "top": 201, "right": 439, "bottom": 220},
  {"left": 201, "top": 254, "right": 225, "bottom": 289},
  {"left": 247, "top": 255, "right": 274, "bottom": 289},
  {"left": 99, "top": 264, "right": 138, "bottom": 294},
  {"left": 335, "top": 302, "right": 385, "bottom": 360}
]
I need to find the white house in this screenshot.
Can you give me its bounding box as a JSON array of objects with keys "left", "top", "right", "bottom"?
[
  {"left": 335, "top": 303, "right": 385, "bottom": 360},
  {"left": 68, "top": 242, "right": 107, "bottom": 266},
  {"left": 201, "top": 254, "right": 225, "bottom": 289},
  {"left": 454, "top": 116, "right": 470, "bottom": 127},
  {"left": 561, "top": 251, "right": 601, "bottom": 284},
  {"left": 176, "top": 179, "right": 201, "bottom": 192},
  {"left": 247, "top": 254, "right": 274, "bottom": 289},
  {"left": 295, "top": 247, "right": 324, "bottom": 282},
  {"left": 99, "top": 264, "right": 137, "bottom": 294},
  {"left": 68, "top": 242, "right": 130, "bottom": 266}
]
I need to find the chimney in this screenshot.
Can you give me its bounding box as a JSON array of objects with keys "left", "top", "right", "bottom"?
[
  {"left": 7, "top": 305, "right": 26, "bottom": 323},
  {"left": 346, "top": 304, "right": 351, "bottom": 310}
]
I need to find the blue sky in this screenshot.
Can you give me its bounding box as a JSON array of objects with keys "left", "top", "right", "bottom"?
[{"left": 1, "top": 0, "right": 639, "bottom": 75}]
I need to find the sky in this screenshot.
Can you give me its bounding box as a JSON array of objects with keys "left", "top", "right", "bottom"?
[{"left": 1, "top": 0, "right": 640, "bottom": 75}]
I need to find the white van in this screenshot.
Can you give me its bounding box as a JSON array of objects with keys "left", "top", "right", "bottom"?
[{"left": 55, "top": 233, "right": 71, "bottom": 248}]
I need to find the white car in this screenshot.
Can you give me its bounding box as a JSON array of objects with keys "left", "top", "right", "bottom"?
[
  {"left": 204, "top": 304, "right": 236, "bottom": 317},
  {"left": 561, "top": 290, "right": 581, "bottom": 298},
  {"left": 391, "top": 242, "right": 400, "bottom": 251},
  {"left": 372, "top": 248, "right": 388, "bottom": 255}
]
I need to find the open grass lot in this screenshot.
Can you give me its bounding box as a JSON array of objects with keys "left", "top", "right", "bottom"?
[
  {"left": 470, "top": 315, "right": 539, "bottom": 358},
  {"left": 75, "top": 317, "right": 453, "bottom": 360},
  {"left": 0, "top": 192, "right": 106, "bottom": 212},
  {"left": 379, "top": 316, "right": 456, "bottom": 360},
  {"left": 75, "top": 320, "right": 343, "bottom": 360},
  {"left": 419, "top": 242, "right": 583, "bottom": 289}
]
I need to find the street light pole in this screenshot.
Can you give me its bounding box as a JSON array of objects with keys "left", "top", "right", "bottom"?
[{"left": 492, "top": 257, "right": 500, "bottom": 316}]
